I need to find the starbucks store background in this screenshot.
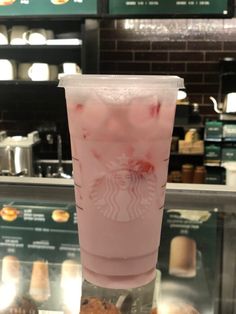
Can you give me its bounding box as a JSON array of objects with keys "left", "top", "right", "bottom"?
[{"left": 0, "top": 1, "right": 236, "bottom": 313}]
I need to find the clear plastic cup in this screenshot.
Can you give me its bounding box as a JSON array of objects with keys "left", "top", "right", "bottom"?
[{"left": 59, "top": 74, "right": 184, "bottom": 289}]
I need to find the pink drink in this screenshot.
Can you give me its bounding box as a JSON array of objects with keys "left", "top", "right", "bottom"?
[{"left": 60, "top": 75, "right": 184, "bottom": 289}]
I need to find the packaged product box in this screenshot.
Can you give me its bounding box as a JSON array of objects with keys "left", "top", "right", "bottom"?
[
  {"left": 178, "top": 140, "right": 204, "bottom": 154},
  {"left": 205, "top": 121, "right": 223, "bottom": 141},
  {"left": 204, "top": 145, "right": 221, "bottom": 165},
  {"left": 222, "top": 124, "right": 236, "bottom": 140},
  {"left": 222, "top": 147, "right": 236, "bottom": 162},
  {"left": 205, "top": 167, "right": 225, "bottom": 185}
]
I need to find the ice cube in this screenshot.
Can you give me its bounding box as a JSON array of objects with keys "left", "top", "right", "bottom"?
[
  {"left": 128, "top": 95, "right": 160, "bottom": 127},
  {"left": 82, "top": 94, "right": 108, "bottom": 130}
]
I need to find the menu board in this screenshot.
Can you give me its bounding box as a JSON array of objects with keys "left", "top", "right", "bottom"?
[
  {"left": 0, "top": 0, "right": 97, "bottom": 16},
  {"left": 0, "top": 199, "right": 80, "bottom": 263},
  {"left": 157, "top": 208, "right": 222, "bottom": 314},
  {"left": 109, "top": 0, "right": 232, "bottom": 17}
]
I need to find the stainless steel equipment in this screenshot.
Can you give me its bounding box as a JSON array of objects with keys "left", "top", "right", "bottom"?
[
  {"left": 210, "top": 93, "right": 236, "bottom": 115},
  {"left": 0, "top": 131, "right": 40, "bottom": 176},
  {"left": 212, "top": 58, "right": 236, "bottom": 120}
]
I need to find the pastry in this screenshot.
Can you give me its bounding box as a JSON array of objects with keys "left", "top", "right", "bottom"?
[
  {"left": 158, "top": 302, "right": 199, "bottom": 314},
  {"left": 0, "top": 0, "right": 16, "bottom": 5},
  {"left": 80, "top": 297, "right": 120, "bottom": 314},
  {"left": 0, "top": 206, "right": 19, "bottom": 222},
  {"left": 51, "top": 209, "right": 70, "bottom": 223},
  {"left": 0, "top": 296, "right": 38, "bottom": 314},
  {"left": 51, "top": 0, "right": 69, "bottom": 5}
]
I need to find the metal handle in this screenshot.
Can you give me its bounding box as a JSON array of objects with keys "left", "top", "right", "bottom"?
[{"left": 7, "top": 146, "right": 15, "bottom": 175}]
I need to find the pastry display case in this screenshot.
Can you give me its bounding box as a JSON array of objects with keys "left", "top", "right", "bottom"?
[{"left": 0, "top": 177, "right": 235, "bottom": 313}]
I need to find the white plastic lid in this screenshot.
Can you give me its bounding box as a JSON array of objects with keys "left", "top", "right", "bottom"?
[{"left": 59, "top": 74, "right": 184, "bottom": 89}]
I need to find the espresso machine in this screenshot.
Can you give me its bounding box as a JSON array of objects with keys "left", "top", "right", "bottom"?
[{"left": 0, "top": 131, "right": 40, "bottom": 176}]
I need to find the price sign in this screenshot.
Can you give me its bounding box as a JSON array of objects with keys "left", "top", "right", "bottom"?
[{"left": 109, "top": 0, "right": 232, "bottom": 17}]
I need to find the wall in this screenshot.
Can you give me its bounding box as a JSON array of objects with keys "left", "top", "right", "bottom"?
[
  {"left": 100, "top": 18, "right": 236, "bottom": 115},
  {"left": 2, "top": 17, "right": 236, "bottom": 160}
]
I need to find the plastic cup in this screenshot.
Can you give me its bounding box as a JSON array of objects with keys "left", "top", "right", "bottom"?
[{"left": 59, "top": 74, "right": 184, "bottom": 289}]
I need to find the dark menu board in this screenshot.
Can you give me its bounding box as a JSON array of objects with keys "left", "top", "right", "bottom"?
[
  {"left": 0, "top": 0, "right": 97, "bottom": 16},
  {"left": 0, "top": 199, "right": 80, "bottom": 263},
  {"left": 157, "top": 208, "right": 222, "bottom": 314},
  {"left": 109, "top": 0, "right": 232, "bottom": 17}
]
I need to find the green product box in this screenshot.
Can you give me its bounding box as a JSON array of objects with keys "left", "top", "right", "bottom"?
[
  {"left": 223, "top": 124, "right": 236, "bottom": 140},
  {"left": 222, "top": 148, "right": 236, "bottom": 162},
  {"left": 205, "top": 121, "right": 223, "bottom": 141},
  {"left": 205, "top": 145, "right": 221, "bottom": 163}
]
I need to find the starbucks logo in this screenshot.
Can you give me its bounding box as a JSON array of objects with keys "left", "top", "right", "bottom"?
[{"left": 90, "top": 155, "right": 157, "bottom": 222}]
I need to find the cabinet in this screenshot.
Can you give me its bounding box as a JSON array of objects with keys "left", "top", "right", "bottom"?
[
  {"left": 0, "top": 17, "right": 100, "bottom": 164},
  {"left": 0, "top": 178, "right": 235, "bottom": 314}
]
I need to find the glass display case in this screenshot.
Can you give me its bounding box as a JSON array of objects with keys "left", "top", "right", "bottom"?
[{"left": 0, "top": 177, "right": 235, "bottom": 313}]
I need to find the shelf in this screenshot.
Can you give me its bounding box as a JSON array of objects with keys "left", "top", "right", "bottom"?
[
  {"left": 0, "top": 80, "right": 58, "bottom": 86},
  {"left": 0, "top": 44, "right": 82, "bottom": 50},
  {"left": 204, "top": 163, "right": 222, "bottom": 167},
  {"left": 204, "top": 138, "right": 222, "bottom": 142},
  {"left": 205, "top": 138, "right": 236, "bottom": 143},
  {"left": 174, "top": 124, "right": 204, "bottom": 129},
  {"left": 171, "top": 152, "right": 204, "bottom": 156},
  {"left": 223, "top": 138, "right": 236, "bottom": 142}
]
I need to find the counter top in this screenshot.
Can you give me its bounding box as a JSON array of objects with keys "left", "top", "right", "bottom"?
[
  {"left": 0, "top": 175, "right": 236, "bottom": 194},
  {"left": 0, "top": 176, "right": 236, "bottom": 213},
  {"left": 0, "top": 176, "right": 236, "bottom": 193}
]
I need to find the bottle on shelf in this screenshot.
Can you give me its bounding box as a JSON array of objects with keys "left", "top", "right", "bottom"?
[{"left": 189, "top": 103, "right": 202, "bottom": 124}]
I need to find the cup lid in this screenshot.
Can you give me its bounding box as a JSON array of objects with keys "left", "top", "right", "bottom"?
[{"left": 59, "top": 74, "right": 184, "bottom": 89}]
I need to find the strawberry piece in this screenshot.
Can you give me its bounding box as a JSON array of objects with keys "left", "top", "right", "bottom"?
[
  {"left": 128, "top": 96, "right": 160, "bottom": 127},
  {"left": 92, "top": 149, "right": 101, "bottom": 160},
  {"left": 150, "top": 103, "right": 161, "bottom": 117},
  {"left": 129, "top": 159, "right": 154, "bottom": 174},
  {"left": 76, "top": 104, "right": 83, "bottom": 112}
]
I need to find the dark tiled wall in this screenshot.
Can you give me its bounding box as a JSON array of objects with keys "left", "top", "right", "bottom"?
[
  {"left": 100, "top": 18, "right": 236, "bottom": 114},
  {"left": 2, "top": 18, "right": 236, "bottom": 160}
]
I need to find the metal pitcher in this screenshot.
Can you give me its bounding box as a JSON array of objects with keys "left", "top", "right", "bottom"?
[{"left": 210, "top": 93, "right": 236, "bottom": 114}]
